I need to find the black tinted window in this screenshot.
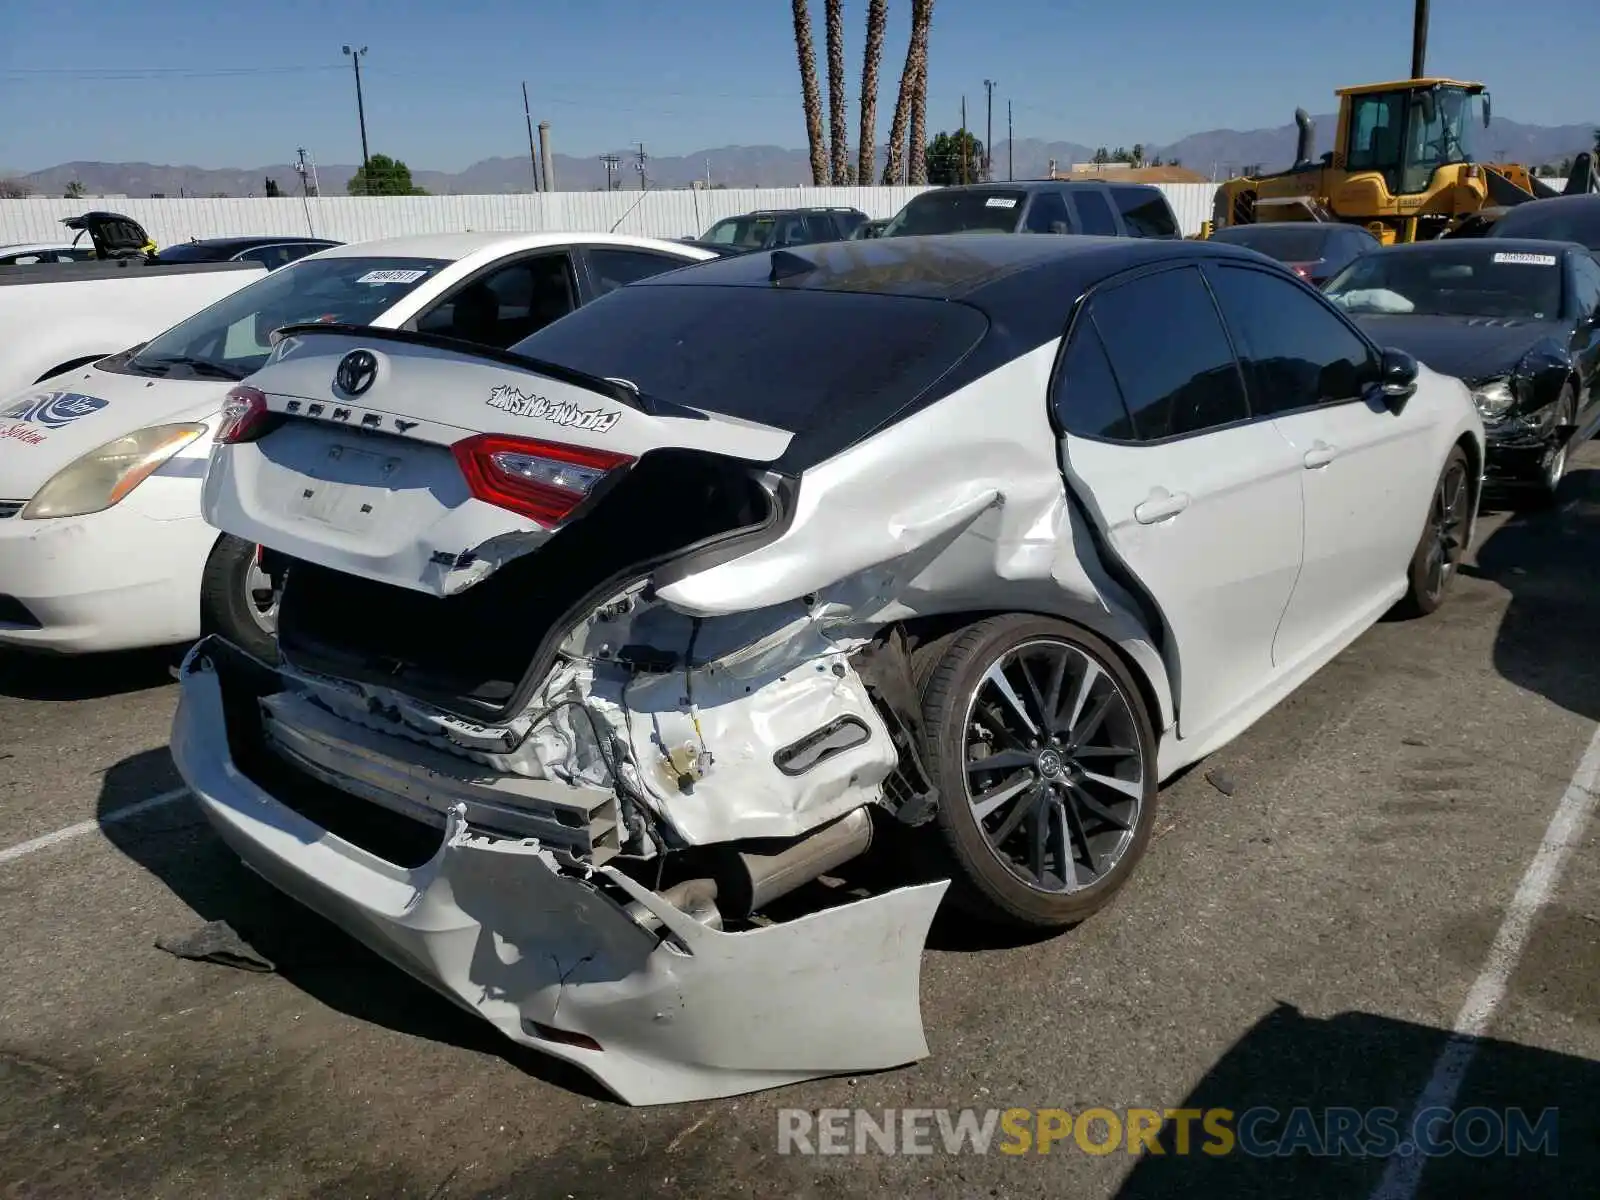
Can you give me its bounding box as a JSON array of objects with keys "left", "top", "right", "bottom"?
[
  {"left": 1053, "top": 317, "right": 1135, "bottom": 439},
  {"left": 1209, "top": 265, "right": 1375, "bottom": 413},
  {"left": 514, "top": 286, "right": 988, "bottom": 465},
  {"left": 1072, "top": 189, "right": 1119, "bottom": 236},
  {"left": 1089, "top": 266, "right": 1249, "bottom": 439},
  {"left": 1024, "top": 190, "right": 1072, "bottom": 234},
  {"left": 588, "top": 248, "right": 692, "bottom": 296},
  {"left": 881, "top": 189, "right": 1025, "bottom": 236},
  {"left": 803, "top": 214, "right": 837, "bottom": 242},
  {"left": 1111, "top": 188, "right": 1178, "bottom": 237},
  {"left": 418, "top": 253, "right": 575, "bottom": 348}
]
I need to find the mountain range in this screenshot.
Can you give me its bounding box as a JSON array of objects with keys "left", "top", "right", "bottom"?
[{"left": 9, "top": 114, "right": 1595, "bottom": 196}]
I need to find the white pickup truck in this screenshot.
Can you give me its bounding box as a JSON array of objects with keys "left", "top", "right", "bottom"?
[{"left": 0, "top": 212, "right": 266, "bottom": 394}]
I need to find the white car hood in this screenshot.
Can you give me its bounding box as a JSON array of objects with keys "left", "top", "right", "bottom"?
[{"left": 0, "top": 366, "right": 229, "bottom": 498}]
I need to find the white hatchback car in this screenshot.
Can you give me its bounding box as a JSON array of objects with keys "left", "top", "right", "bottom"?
[
  {"left": 0, "top": 232, "right": 716, "bottom": 656},
  {"left": 175, "top": 234, "right": 1484, "bottom": 1104}
]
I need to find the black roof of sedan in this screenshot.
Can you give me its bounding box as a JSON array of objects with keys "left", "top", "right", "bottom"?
[{"left": 631, "top": 232, "right": 1268, "bottom": 303}]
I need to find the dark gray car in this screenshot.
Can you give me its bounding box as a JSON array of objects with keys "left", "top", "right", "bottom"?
[{"left": 881, "top": 181, "right": 1182, "bottom": 240}]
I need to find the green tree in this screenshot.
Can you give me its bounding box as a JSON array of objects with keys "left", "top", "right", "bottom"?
[
  {"left": 1131, "top": 143, "right": 1145, "bottom": 167},
  {"left": 264, "top": 177, "right": 282, "bottom": 197},
  {"left": 64, "top": 179, "right": 86, "bottom": 199},
  {"left": 1091, "top": 147, "right": 1110, "bottom": 164},
  {"left": 346, "top": 154, "right": 428, "bottom": 196},
  {"left": 924, "top": 129, "right": 983, "bottom": 185}
]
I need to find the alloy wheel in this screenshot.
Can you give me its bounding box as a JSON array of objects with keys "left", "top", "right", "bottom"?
[
  {"left": 243, "top": 554, "right": 280, "bottom": 636},
  {"left": 1422, "top": 460, "right": 1470, "bottom": 603},
  {"left": 961, "top": 637, "right": 1146, "bottom": 894}
]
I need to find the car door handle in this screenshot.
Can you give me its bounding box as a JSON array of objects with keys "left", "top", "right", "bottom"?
[
  {"left": 1134, "top": 488, "right": 1191, "bottom": 525},
  {"left": 1303, "top": 441, "right": 1339, "bottom": 469}
]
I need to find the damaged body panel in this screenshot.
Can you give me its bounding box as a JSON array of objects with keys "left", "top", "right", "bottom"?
[{"left": 179, "top": 234, "right": 1486, "bottom": 1103}]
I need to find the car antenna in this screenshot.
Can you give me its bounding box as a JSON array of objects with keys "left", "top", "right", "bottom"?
[{"left": 768, "top": 248, "right": 816, "bottom": 283}]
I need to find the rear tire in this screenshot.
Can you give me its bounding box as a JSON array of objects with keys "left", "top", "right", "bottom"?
[
  {"left": 918, "top": 615, "right": 1159, "bottom": 930},
  {"left": 1397, "top": 445, "right": 1471, "bottom": 618},
  {"left": 200, "top": 534, "right": 280, "bottom": 663}
]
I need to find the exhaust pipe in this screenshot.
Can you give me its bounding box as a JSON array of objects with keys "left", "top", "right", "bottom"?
[
  {"left": 734, "top": 807, "right": 874, "bottom": 916},
  {"left": 625, "top": 807, "right": 876, "bottom": 933},
  {"left": 1293, "top": 108, "right": 1316, "bottom": 169}
]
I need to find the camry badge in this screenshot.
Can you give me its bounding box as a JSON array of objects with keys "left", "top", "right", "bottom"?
[{"left": 334, "top": 350, "right": 378, "bottom": 397}]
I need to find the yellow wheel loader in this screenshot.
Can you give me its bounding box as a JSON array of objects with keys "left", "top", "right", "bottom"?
[{"left": 1207, "top": 1, "right": 1597, "bottom": 244}]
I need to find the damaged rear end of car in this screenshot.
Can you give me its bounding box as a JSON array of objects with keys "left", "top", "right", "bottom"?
[{"left": 176, "top": 318, "right": 970, "bottom": 1104}]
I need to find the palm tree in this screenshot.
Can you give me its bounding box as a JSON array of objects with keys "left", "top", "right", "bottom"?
[
  {"left": 906, "top": 0, "right": 934, "bottom": 185},
  {"left": 791, "top": 0, "right": 828, "bottom": 185},
  {"left": 825, "top": 0, "right": 849, "bottom": 184},
  {"left": 883, "top": 0, "right": 933, "bottom": 185},
  {"left": 857, "top": 0, "right": 887, "bottom": 184}
]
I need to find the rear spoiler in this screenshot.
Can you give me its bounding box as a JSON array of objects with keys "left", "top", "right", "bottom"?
[{"left": 268, "top": 322, "right": 708, "bottom": 421}]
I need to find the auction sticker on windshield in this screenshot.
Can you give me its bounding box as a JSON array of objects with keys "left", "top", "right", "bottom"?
[
  {"left": 984, "top": 197, "right": 1018, "bottom": 208},
  {"left": 1492, "top": 252, "right": 1557, "bottom": 266},
  {"left": 356, "top": 269, "right": 431, "bottom": 285}
]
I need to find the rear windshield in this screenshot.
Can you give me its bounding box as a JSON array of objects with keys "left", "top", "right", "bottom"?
[
  {"left": 106, "top": 255, "right": 448, "bottom": 381},
  {"left": 1209, "top": 225, "right": 1344, "bottom": 261},
  {"left": 1324, "top": 246, "right": 1565, "bottom": 319},
  {"left": 881, "top": 189, "right": 1028, "bottom": 236},
  {"left": 1489, "top": 200, "right": 1600, "bottom": 249},
  {"left": 511, "top": 283, "right": 989, "bottom": 467}
]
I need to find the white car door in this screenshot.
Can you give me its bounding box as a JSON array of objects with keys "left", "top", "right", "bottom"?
[
  {"left": 1203, "top": 261, "right": 1436, "bottom": 670},
  {"left": 1054, "top": 263, "right": 1305, "bottom": 742}
]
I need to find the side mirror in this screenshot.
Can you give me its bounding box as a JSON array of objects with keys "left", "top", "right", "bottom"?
[
  {"left": 1481, "top": 92, "right": 1492, "bottom": 128},
  {"left": 1373, "top": 348, "right": 1419, "bottom": 413}
]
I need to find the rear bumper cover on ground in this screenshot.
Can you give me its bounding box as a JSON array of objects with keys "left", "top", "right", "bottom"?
[{"left": 171, "top": 647, "right": 947, "bottom": 1105}]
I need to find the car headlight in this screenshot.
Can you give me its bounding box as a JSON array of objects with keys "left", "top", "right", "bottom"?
[
  {"left": 1470, "top": 378, "right": 1515, "bottom": 419},
  {"left": 21, "top": 423, "right": 207, "bottom": 520}
]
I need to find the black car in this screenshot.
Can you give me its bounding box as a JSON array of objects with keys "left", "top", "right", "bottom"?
[
  {"left": 691, "top": 207, "right": 868, "bottom": 254},
  {"left": 1324, "top": 238, "right": 1600, "bottom": 502},
  {"left": 879, "top": 180, "right": 1182, "bottom": 240},
  {"left": 153, "top": 236, "right": 342, "bottom": 271},
  {"left": 1206, "top": 222, "right": 1380, "bottom": 287},
  {"left": 850, "top": 217, "right": 891, "bottom": 240},
  {"left": 1484, "top": 193, "right": 1600, "bottom": 252}
]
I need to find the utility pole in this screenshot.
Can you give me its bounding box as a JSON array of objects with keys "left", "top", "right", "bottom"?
[
  {"left": 633, "top": 141, "right": 649, "bottom": 190},
  {"left": 521, "top": 82, "right": 540, "bottom": 192},
  {"left": 341, "top": 45, "right": 370, "bottom": 193},
  {"left": 983, "top": 79, "right": 996, "bottom": 183},
  {"left": 600, "top": 153, "right": 621, "bottom": 191},
  {"left": 1007, "top": 100, "right": 1014, "bottom": 181},
  {"left": 960, "top": 95, "right": 968, "bottom": 184}
]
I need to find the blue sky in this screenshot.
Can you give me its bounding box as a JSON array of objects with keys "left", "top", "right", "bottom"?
[{"left": 1, "top": 0, "right": 1594, "bottom": 171}]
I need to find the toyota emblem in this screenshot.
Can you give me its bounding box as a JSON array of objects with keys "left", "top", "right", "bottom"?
[{"left": 335, "top": 350, "right": 378, "bottom": 396}]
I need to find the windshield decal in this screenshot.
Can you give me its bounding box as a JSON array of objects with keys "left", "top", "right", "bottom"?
[
  {"left": 356, "top": 268, "right": 430, "bottom": 285},
  {"left": 487, "top": 384, "right": 621, "bottom": 433},
  {"left": 0, "top": 391, "right": 109, "bottom": 428},
  {"left": 1492, "top": 252, "right": 1557, "bottom": 266},
  {"left": 984, "top": 197, "right": 1018, "bottom": 208}
]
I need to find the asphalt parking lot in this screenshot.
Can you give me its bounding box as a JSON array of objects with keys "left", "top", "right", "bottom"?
[{"left": 2, "top": 447, "right": 1597, "bottom": 1200}]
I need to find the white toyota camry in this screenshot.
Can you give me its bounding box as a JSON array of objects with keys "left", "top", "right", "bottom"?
[
  {"left": 174, "top": 234, "right": 1484, "bottom": 1104},
  {"left": 0, "top": 232, "right": 717, "bottom": 656}
]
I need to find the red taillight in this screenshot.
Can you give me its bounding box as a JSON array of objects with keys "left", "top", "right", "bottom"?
[
  {"left": 215, "top": 385, "right": 272, "bottom": 445},
  {"left": 451, "top": 433, "right": 634, "bottom": 527}
]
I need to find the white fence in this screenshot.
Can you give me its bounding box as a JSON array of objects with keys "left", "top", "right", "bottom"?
[{"left": 0, "top": 184, "right": 1219, "bottom": 248}]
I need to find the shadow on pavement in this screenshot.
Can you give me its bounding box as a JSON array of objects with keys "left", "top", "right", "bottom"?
[
  {"left": 1464, "top": 465, "right": 1600, "bottom": 723},
  {"left": 0, "top": 644, "right": 184, "bottom": 702},
  {"left": 1115, "top": 1003, "right": 1597, "bottom": 1199},
  {"left": 95, "top": 749, "right": 613, "bottom": 1104}
]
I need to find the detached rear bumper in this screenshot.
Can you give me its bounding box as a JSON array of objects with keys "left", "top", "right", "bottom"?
[{"left": 170, "top": 641, "right": 946, "bottom": 1105}]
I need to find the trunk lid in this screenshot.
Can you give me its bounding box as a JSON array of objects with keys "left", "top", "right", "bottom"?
[{"left": 202, "top": 325, "right": 795, "bottom": 598}]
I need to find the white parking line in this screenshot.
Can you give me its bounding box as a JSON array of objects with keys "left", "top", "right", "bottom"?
[
  {"left": 0, "top": 787, "right": 191, "bottom": 866},
  {"left": 1370, "top": 722, "right": 1600, "bottom": 1200}
]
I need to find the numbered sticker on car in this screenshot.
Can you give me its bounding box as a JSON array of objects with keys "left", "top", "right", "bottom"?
[{"left": 1492, "top": 252, "right": 1557, "bottom": 266}]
